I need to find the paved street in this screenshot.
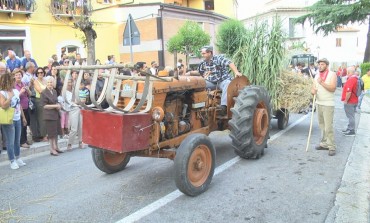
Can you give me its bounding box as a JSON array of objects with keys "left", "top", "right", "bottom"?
[{"left": 0, "top": 89, "right": 368, "bottom": 223}]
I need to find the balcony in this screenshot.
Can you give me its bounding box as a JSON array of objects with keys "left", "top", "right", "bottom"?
[
  {"left": 0, "top": 0, "right": 36, "bottom": 18},
  {"left": 51, "top": 0, "right": 92, "bottom": 19}
]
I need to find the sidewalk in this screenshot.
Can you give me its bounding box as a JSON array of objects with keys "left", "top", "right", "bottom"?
[
  {"left": 327, "top": 95, "right": 370, "bottom": 223},
  {"left": 0, "top": 138, "right": 70, "bottom": 163}
]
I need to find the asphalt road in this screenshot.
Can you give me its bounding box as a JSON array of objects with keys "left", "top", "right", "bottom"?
[{"left": 0, "top": 91, "right": 357, "bottom": 223}]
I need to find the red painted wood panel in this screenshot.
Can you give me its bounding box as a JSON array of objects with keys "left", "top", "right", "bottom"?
[{"left": 82, "top": 110, "right": 152, "bottom": 153}]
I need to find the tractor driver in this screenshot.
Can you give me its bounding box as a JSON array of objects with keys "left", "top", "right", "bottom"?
[{"left": 186, "top": 45, "right": 243, "bottom": 115}]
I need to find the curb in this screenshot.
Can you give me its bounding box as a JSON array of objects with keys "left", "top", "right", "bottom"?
[
  {"left": 328, "top": 96, "right": 370, "bottom": 222},
  {"left": 0, "top": 139, "right": 69, "bottom": 163}
]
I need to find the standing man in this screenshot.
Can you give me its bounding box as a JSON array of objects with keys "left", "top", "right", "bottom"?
[
  {"left": 312, "top": 58, "right": 337, "bottom": 156},
  {"left": 21, "top": 50, "right": 38, "bottom": 70},
  {"left": 149, "top": 61, "right": 158, "bottom": 75},
  {"left": 341, "top": 66, "right": 358, "bottom": 136},
  {"left": 357, "top": 69, "right": 370, "bottom": 110},
  {"left": 6, "top": 50, "right": 22, "bottom": 72},
  {"left": 22, "top": 62, "right": 35, "bottom": 86},
  {"left": 186, "top": 45, "right": 243, "bottom": 115}
]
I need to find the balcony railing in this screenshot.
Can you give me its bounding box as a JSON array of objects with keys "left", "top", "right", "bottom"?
[
  {"left": 0, "top": 0, "right": 36, "bottom": 17},
  {"left": 51, "top": 0, "right": 92, "bottom": 18}
]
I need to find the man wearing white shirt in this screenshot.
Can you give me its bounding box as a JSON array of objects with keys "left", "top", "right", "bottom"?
[
  {"left": 22, "top": 62, "right": 35, "bottom": 86},
  {"left": 149, "top": 61, "right": 158, "bottom": 75}
]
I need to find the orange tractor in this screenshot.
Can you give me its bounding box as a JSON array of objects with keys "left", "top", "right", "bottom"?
[{"left": 60, "top": 64, "right": 271, "bottom": 196}]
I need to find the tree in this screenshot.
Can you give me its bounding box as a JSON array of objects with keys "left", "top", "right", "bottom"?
[
  {"left": 50, "top": 0, "right": 97, "bottom": 65},
  {"left": 295, "top": 0, "right": 370, "bottom": 62},
  {"left": 167, "top": 21, "right": 211, "bottom": 66},
  {"left": 73, "top": 9, "right": 97, "bottom": 65},
  {"left": 216, "top": 19, "right": 247, "bottom": 57}
]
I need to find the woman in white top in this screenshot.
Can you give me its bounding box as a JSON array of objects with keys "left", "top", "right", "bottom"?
[{"left": 0, "top": 73, "right": 27, "bottom": 169}]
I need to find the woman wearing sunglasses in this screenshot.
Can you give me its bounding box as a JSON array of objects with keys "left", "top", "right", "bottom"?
[{"left": 32, "top": 67, "right": 47, "bottom": 142}]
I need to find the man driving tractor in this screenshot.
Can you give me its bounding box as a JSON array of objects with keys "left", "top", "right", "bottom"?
[{"left": 186, "top": 45, "right": 243, "bottom": 115}]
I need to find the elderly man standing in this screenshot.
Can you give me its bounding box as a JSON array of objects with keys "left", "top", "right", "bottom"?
[
  {"left": 6, "top": 50, "right": 22, "bottom": 72},
  {"left": 312, "top": 58, "right": 337, "bottom": 156},
  {"left": 186, "top": 45, "right": 243, "bottom": 115},
  {"left": 341, "top": 66, "right": 358, "bottom": 136},
  {"left": 21, "top": 50, "right": 38, "bottom": 70}
]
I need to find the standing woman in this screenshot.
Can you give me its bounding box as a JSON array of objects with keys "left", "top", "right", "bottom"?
[
  {"left": 13, "top": 68, "right": 31, "bottom": 148},
  {"left": 33, "top": 67, "right": 47, "bottom": 142},
  {"left": 50, "top": 62, "right": 63, "bottom": 95},
  {"left": 0, "top": 73, "right": 27, "bottom": 169},
  {"left": 66, "top": 77, "right": 84, "bottom": 151},
  {"left": 41, "top": 76, "right": 62, "bottom": 156}
]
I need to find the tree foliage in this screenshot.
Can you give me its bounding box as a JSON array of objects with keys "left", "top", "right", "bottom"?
[
  {"left": 167, "top": 21, "right": 210, "bottom": 62},
  {"left": 216, "top": 19, "right": 247, "bottom": 57},
  {"left": 295, "top": 0, "right": 370, "bottom": 62}
]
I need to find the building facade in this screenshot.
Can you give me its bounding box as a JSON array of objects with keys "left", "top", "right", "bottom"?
[
  {"left": 0, "top": 0, "right": 237, "bottom": 67},
  {"left": 240, "top": 0, "right": 367, "bottom": 68}
]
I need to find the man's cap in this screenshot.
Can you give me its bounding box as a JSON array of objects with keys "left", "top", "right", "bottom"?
[
  {"left": 201, "top": 45, "right": 213, "bottom": 52},
  {"left": 317, "top": 58, "right": 329, "bottom": 65}
]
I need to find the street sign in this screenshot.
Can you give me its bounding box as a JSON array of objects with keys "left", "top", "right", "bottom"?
[{"left": 123, "top": 14, "right": 140, "bottom": 46}]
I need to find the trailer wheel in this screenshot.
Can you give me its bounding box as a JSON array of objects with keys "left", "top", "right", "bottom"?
[
  {"left": 229, "top": 86, "right": 271, "bottom": 159},
  {"left": 92, "top": 148, "right": 130, "bottom": 174},
  {"left": 174, "top": 134, "right": 215, "bottom": 196},
  {"left": 276, "top": 108, "right": 289, "bottom": 130}
]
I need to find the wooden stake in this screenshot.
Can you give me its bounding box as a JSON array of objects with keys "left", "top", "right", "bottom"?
[{"left": 306, "top": 94, "right": 316, "bottom": 152}]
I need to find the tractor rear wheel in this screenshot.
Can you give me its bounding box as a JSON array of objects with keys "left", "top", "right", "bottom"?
[
  {"left": 92, "top": 148, "right": 130, "bottom": 174},
  {"left": 229, "top": 86, "right": 272, "bottom": 159},
  {"left": 174, "top": 134, "right": 215, "bottom": 196}
]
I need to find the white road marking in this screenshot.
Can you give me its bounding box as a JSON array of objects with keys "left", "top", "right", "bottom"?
[{"left": 117, "top": 114, "right": 309, "bottom": 223}]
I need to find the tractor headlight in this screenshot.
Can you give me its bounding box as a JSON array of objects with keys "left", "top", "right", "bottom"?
[{"left": 152, "top": 107, "right": 164, "bottom": 121}]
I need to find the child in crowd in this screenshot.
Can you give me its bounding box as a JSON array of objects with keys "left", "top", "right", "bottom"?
[
  {"left": 79, "top": 82, "right": 91, "bottom": 105},
  {"left": 57, "top": 94, "right": 69, "bottom": 139}
]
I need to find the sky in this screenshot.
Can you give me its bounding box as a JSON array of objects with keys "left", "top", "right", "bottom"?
[{"left": 236, "top": 0, "right": 265, "bottom": 20}]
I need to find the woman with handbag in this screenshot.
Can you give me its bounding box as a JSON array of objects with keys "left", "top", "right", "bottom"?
[
  {"left": 0, "top": 72, "right": 27, "bottom": 169},
  {"left": 41, "top": 76, "right": 62, "bottom": 156},
  {"left": 13, "top": 68, "right": 31, "bottom": 148}
]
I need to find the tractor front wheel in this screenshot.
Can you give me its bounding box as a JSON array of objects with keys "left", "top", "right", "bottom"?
[
  {"left": 229, "top": 86, "right": 272, "bottom": 159},
  {"left": 92, "top": 148, "right": 130, "bottom": 174},
  {"left": 174, "top": 134, "right": 215, "bottom": 196}
]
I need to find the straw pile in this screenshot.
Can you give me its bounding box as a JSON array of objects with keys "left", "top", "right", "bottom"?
[{"left": 276, "top": 70, "right": 313, "bottom": 113}]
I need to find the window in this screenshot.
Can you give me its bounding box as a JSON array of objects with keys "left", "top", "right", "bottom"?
[
  {"left": 61, "top": 45, "right": 80, "bottom": 60},
  {"left": 336, "top": 38, "right": 342, "bottom": 47},
  {"left": 289, "top": 18, "right": 304, "bottom": 38},
  {"left": 0, "top": 40, "right": 24, "bottom": 58},
  {"left": 289, "top": 18, "right": 295, "bottom": 38},
  {"left": 204, "top": 0, "right": 214, "bottom": 10}
]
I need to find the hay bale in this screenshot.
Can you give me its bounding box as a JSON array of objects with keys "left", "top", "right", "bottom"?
[{"left": 276, "top": 70, "right": 313, "bottom": 113}]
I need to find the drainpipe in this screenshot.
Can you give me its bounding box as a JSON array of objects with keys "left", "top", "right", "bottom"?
[{"left": 158, "top": 5, "right": 165, "bottom": 67}]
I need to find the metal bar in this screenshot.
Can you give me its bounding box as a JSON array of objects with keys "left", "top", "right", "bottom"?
[
  {"left": 55, "top": 64, "right": 128, "bottom": 70},
  {"left": 100, "top": 74, "right": 172, "bottom": 82}
]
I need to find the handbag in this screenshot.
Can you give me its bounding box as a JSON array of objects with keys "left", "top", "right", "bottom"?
[
  {"left": 28, "top": 98, "right": 35, "bottom": 111},
  {"left": 0, "top": 107, "right": 15, "bottom": 125}
]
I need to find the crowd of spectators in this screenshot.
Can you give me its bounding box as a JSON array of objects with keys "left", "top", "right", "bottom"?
[{"left": 0, "top": 48, "right": 91, "bottom": 169}]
